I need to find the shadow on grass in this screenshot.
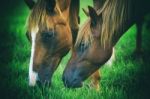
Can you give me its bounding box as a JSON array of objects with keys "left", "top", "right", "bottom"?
[
  {"left": 0, "top": 0, "right": 30, "bottom": 98},
  {"left": 107, "top": 22, "right": 150, "bottom": 98},
  {"left": 0, "top": 30, "right": 14, "bottom": 98}
]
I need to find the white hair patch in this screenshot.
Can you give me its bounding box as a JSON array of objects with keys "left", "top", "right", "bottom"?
[{"left": 29, "top": 27, "right": 39, "bottom": 86}]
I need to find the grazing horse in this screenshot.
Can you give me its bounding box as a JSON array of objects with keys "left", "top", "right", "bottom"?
[
  {"left": 24, "top": 0, "right": 79, "bottom": 86},
  {"left": 62, "top": 0, "right": 150, "bottom": 89}
]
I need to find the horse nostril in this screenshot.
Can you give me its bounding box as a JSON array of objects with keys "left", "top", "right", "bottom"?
[
  {"left": 62, "top": 73, "right": 83, "bottom": 88},
  {"left": 73, "top": 77, "right": 78, "bottom": 82},
  {"left": 72, "top": 77, "right": 80, "bottom": 84}
]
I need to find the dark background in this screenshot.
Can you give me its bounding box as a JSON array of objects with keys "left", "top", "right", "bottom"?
[{"left": 0, "top": 0, "right": 28, "bottom": 98}]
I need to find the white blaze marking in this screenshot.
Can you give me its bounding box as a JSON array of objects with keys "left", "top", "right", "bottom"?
[
  {"left": 106, "top": 48, "right": 115, "bottom": 66},
  {"left": 29, "top": 27, "right": 39, "bottom": 86}
]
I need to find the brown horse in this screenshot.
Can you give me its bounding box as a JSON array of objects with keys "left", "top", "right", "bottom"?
[
  {"left": 24, "top": 0, "right": 79, "bottom": 86},
  {"left": 62, "top": 0, "right": 150, "bottom": 89}
]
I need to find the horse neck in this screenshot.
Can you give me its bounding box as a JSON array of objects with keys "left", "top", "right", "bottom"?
[
  {"left": 111, "top": 17, "right": 134, "bottom": 46},
  {"left": 111, "top": 0, "right": 150, "bottom": 46}
]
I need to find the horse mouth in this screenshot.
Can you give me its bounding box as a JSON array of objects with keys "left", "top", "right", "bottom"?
[
  {"left": 70, "top": 82, "right": 83, "bottom": 88},
  {"left": 63, "top": 78, "right": 83, "bottom": 88},
  {"left": 65, "top": 82, "right": 83, "bottom": 88}
]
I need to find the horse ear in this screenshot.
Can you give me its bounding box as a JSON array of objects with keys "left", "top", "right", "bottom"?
[
  {"left": 46, "top": 0, "right": 56, "bottom": 14},
  {"left": 88, "top": 6, "right": 103, "bottom": 38},
  {"left": 92, "top": 13, "right": 103, "bottom": 38},
  {"left": 88, "top": 6, "right": 98, "bottom": 21},
  {"left": 82, "top": 8, "right": 89, "bottom": 17}
]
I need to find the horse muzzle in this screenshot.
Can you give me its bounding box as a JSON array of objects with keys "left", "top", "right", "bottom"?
[
  {"left": 62, "top": 72, "right": 83, "bottom": 88},
  {"left": 29, "top": 70, "right": 39, "bottom": 86},
  {"left": 29, "top": 69, "right": 52, "bottom": 87}
]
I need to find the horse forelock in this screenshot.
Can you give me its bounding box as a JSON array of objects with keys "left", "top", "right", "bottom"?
[
  {"left": 26, "top": 0, "right": 66, "bottom": 34},
  {"left": 75, "top": 18, "right": 94, "bottom": 48}
]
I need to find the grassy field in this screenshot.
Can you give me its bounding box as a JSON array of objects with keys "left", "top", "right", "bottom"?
[{"left": 0, "top": 0, "right": 150, "bottom": 99}]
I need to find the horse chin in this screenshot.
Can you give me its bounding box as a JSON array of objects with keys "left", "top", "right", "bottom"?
[
  {"left": 63, "top": 80, "right": 83, "bottom": 88},
  {"left": 72, "top": 81, "right": 83, "bottom": 88}
]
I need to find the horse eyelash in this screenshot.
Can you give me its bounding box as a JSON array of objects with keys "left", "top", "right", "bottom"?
[{"left": 80, "top": 42, "right": 86, "bottom": 52}]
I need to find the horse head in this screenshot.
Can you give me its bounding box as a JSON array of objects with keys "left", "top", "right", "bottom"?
[
  {"left": 26, "top": 0, "right": 72, "bottom": 86},
  {"left": 63, "top": 6, "right": 113, "bottom": 88}
]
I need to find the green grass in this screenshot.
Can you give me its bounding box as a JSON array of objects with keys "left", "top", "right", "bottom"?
[{"left": 0, "top": 0, "right": 150, "bottom": 99}]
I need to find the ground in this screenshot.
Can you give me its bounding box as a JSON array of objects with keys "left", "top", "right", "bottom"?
[{"left": 0, "top": 0, "right": 150, "bottom": 99}]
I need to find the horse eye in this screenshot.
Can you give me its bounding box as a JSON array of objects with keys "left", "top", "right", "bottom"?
[
  {"left": 42, "top": 32, "right": 54, "bottom": 40},
  {"left": 80, "top": 42, "right": 85, "bottom": 52}
]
